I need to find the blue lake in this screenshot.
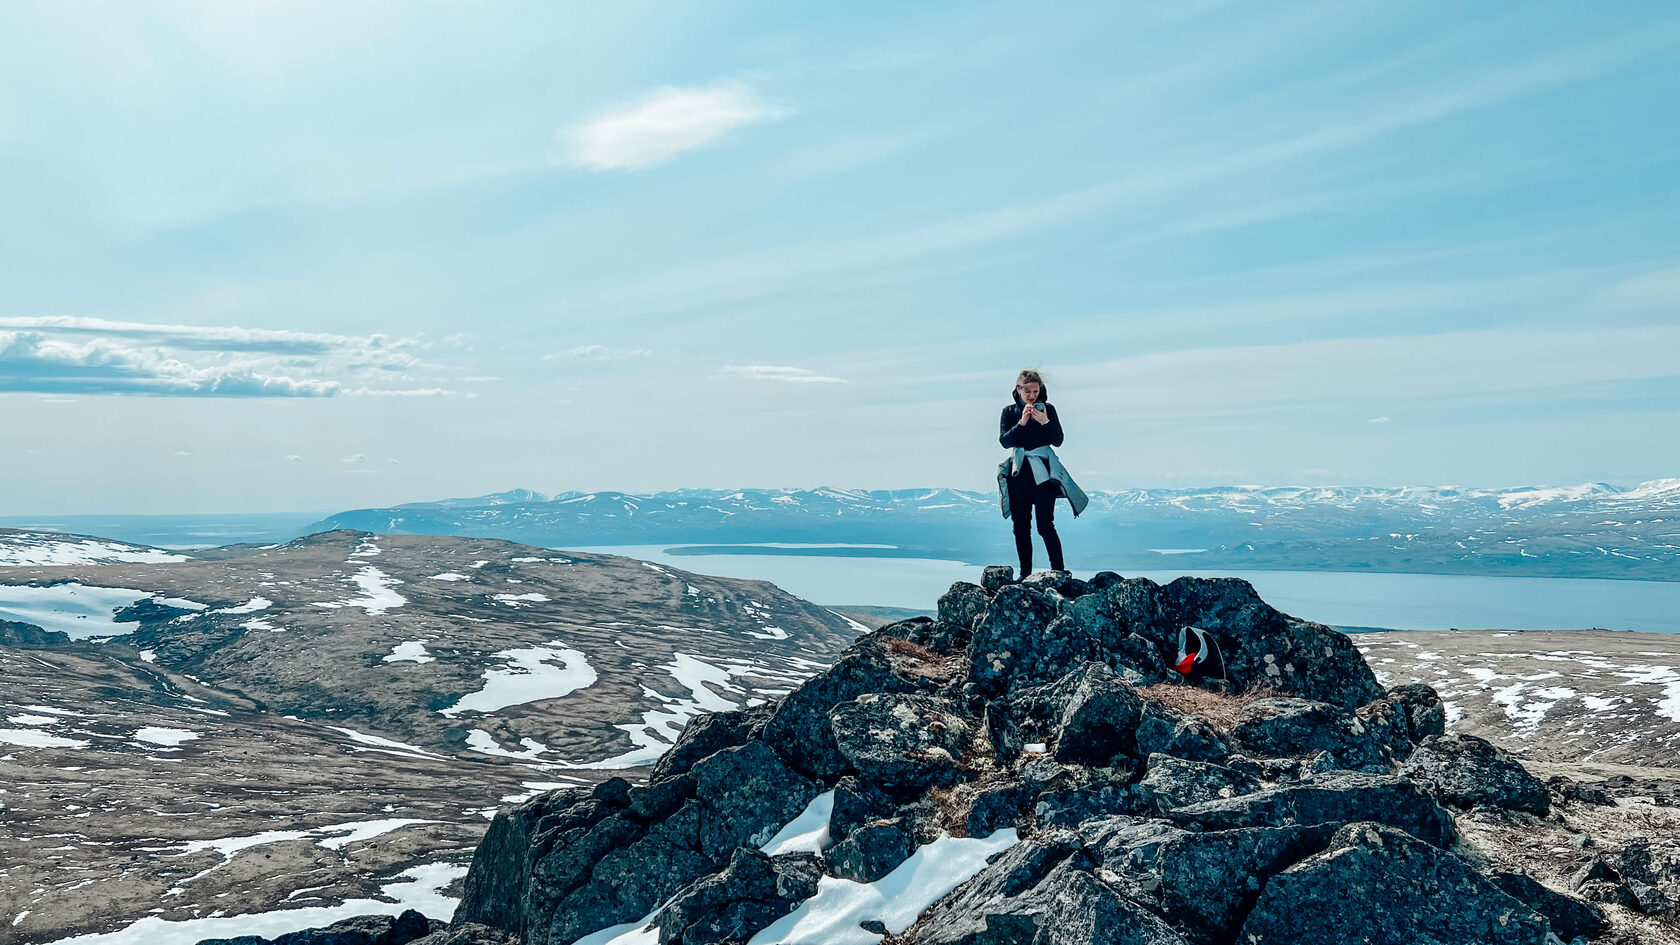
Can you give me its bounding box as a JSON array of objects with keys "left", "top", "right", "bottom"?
[{"left": 570, "top": 544, "right": 1680, "bottom": 634}]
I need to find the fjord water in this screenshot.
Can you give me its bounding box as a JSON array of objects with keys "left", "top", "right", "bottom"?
[{"left": 572, "top": 544, "right": 1680, "bottom": 634}]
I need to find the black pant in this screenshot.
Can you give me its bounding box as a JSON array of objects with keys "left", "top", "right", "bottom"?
[{"left": 1007, "top": 466, "right": 1063, "bottom": 575}]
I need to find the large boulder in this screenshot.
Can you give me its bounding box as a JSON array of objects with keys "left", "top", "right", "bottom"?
[
  {"left": 828, "top": 817, "right": 915, "bottom": 883},
  {"left": 1239, "top": 822, "right": 1551, "bottom": 945},
  {"left": 196, "top": 910, "right": 438, "bottom": 945},
  {"left": 1399, "top": 733, "right": 1550, "bottom": 814},
  {"left": 969, "top": 584, "right": 1079, "bottom": 696},
  {"left": 407, "top": 924, "right": 518, "bottom": 945},
  {"left": 1488, "top": 871, "right": 1608, "bottom": 942},
  {"left": 938, "top": 581, "right": 991, "bottom": 630},
  {"left": 1165, "top": 771, "right": 1456, "bottom": 850},
  {"left": 650, "top": 703, "right": 773, "bottom": 781},
  {"left": 761, "top": 633, "right": 925, "bottom": 779},
  {"left": 653, "top": 847, "right": 821, "bottom": 945},
  {"left": 830, "top": 692, "right": 973, "bottom": 792},
  {"left": 1137, "top": 754, "right": 1261, "bottom": 812},
  {"left": 1228, "top": 697, "right": 1391, "bottom": 772},
  {"left": 1133, "top": 702, "right": 1231, "bottom": 763},
  {"left": 454, "top": 788, "right": 588, "bottom": 932},
  {"left": 692, "top": 742, "right": 824, "bottom": 859},
  {"left": 1083, "top": 817, "right": 1335, "bottom": 945},
  {"left": 1388, "top": 683, "right": 1447, "bottom": 739},
  {"left": 910, "top": 833, "right": 1189, "bottom": 945},
  {"left": 992, "top": 663, "right": 1144, "bottom": 768}
]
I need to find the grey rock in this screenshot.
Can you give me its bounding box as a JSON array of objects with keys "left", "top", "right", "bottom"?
[
  {"left": 454, "top": 787, "right": 590, "bottom": 932},
  {"left": 828, "top": 817, "right": 915, "bottom": 883},
  {"left": 1137, "top": 754, "right": 1261, "bottom": 812},
  {"left": 1488, "top": 871, "right": 1608, "bottom": 941},
  {"left": 1399, "top": 733, "right": 1550, "bottom": 814},
  {"left": 1354, "top": 697, "right": 1415, "bottom": 762},
  {"left": 981, "top": 566, "right": 1016, "bottom": 593},
  {"left": 830, "top": 692, "right": 972, "bottom": 792},
  {"left": 1239, "top": 822, "right": 1550, "bottom": 945},
  {"left": 1569, "top": 857, "right": 1642, "bottom": 911},
  {"left": 829, "top": 776, "right": 898, "bottom": 843},
  {"left": 761, "top": 634, "right": 924, "bottom": 779},
  {"left": 692, "top": 742, "right": 823, "bottom": 860},
  {"left": 938, "top": 581, "right": 991, "bottom": 630},
  {"left": 1082, "top": 817, "right": 1335, "bottom": 945},
  {"left": 0, "top": 619, "right": 69, "bottom": 645},
  {"left": 969, "top": 584, "right": 1074, "bottom": 696},
  {"left": 650, "top": 704, "right": 773, "bottom": 782},
  {"left": 1165, "top": 771, "right": 1457, "bottom": 850},
  {"left": 1388, "top": 682, "right": 1447, "bottom": 739},
  {"left": 1133, "top": 702, "right": 1231, "bottom": 763},
  {"left": 407, "top": 923, "right": 518, "bottom": 945},
  {"left": 1032, "top": 783, "right": 1146, "bottom": 829},
  {"left": 654, "top": 847, "right": 821, "bottom": 945},
  {"left": 1228, "top": 697, "right": 1391, "bottom": 772},
  {"left": 196, "top": 910, "right": 438, "bottom": 945}
]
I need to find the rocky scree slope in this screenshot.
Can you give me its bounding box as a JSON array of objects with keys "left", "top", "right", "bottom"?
[{"left": 397, "top": 568, "right": 1677, "bottom": 945}]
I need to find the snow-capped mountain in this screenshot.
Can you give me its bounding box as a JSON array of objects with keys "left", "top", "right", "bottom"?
[{"left": 309, "top": 481, "right": 1680, "bottom": 581}]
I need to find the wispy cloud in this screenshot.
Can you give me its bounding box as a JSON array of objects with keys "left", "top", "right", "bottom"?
[
  {"left": 568, "top": 81, "right": 789, "bottom": 171},
  {"left": 721, "top": 364, "right": 847, "bottom": 384},
  {"left": 1367, "top": 416, "right": 1391, "bottom": 424},
  {"left": 543, "top": 344, "right": 652, "bottom": 361},
  {"left": 0, "top": 319, "right": 441, "bottom": 398}
]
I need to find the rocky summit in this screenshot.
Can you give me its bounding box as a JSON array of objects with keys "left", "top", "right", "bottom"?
[{"left": 357, "top": 568, "right": 1673, "bottom": 945}]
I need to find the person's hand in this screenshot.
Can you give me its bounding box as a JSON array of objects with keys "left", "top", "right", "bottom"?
[
  {"left": 1017, "top": 407, "right": 1032, "bottom": 426},
  {"left": 1027, "top": 403, "right": 1045, "bottom": 423}
]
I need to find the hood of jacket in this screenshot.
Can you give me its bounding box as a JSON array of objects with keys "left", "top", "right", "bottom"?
[{"left": 1011, "top": 384, "right": 1050, "bottom": 407}]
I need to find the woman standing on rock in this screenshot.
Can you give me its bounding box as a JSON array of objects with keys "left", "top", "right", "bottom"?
[{"left": 998, "top": 368, "right": 1088, "bottom": 577}]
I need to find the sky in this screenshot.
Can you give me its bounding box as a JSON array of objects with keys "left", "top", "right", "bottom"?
[{"left": 1, "top": 1, "right": 1677, "bottom": 514}]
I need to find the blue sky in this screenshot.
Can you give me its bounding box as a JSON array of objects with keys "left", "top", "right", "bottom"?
[{"left": 2, "top": 1, "right": 1677, "bottom": 513}]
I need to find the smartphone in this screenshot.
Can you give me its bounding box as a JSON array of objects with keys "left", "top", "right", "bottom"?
[{"left": 1033, "top": 402, "right": 1047, "bottom": 414}]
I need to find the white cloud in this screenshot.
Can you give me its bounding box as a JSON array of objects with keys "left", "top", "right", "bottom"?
[
  {"left": 285, "top": 454, "right": 303, "bottom": 462},
  {"left": 1367, "top": 416, "right": 1392, "bottom": 424},
  {"left": 342, "top": 454, "right": 366, "bottom": 464},
  {"left": 721, "top": 364, "right": 847, "bottom": 384},
  {"left": 543, "top": 345, "right": 652, "bottom": 361},
  {"left": 569, "top": 81, "right": 788, "bottom": 171},
  {"left": 0, "top": 319, "right": 442, "bottom": 397}
]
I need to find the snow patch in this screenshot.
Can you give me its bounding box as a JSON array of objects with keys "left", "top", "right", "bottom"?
[
  {"left": 429, "top": 572, "right": 468, "bottom": 582},
  {"left": 312, "top": 566, "right": 406, "bottom": 615},
  {"left": 440, "top": 644, "right": 597, "bottom": 717},
  {"left": 384, "top": 641, "right": 435, "bottom": 664},
  {"left": 761, "top": 791, "right": 835, "bottom": 856},
  {"left": 134, "top": 727, "right": 200, "bottom": 748}
]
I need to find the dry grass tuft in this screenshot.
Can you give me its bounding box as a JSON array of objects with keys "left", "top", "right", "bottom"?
[
  {"left": 882, "top": 635, "right": 964, "bottom": 681},
  {"left": 1136, "top": 682, "right": 1280, "bottom": 730}
]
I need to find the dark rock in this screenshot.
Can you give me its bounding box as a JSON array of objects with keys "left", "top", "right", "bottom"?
[
  {"left": 455, "top": 788, "right": 590, "bottom": 932},
  {"left": 965, "top": 782, "right": 1034, "bottom": 836},
  {"left": 1161, "top": 578, "right": 1385, "bottom": 710},
  {"left": 627, "top": 774, "right": 696, "bottom": 823},
  {"left": 539, "top": 803, "right": 711, "bottom": 944},
  {"left": 114, "top": 596, "right": 199, "bottom": 624},
  {"left": 912, "top": 844, "right": 1189, "bottom": 945},
  {"left": 1569, "top": 857, "right": 1643, "bottom": 911},
  {"left": 0, "top": 619, "right": 69, "bottom": 646},
  {"left": 1354, "top": 697, "right": 1415, "bottom": 762},
  {"left": 1021, "top": 569, "right": 1090, "bottom": 599},
  {"left": 829, "top": 776, "right": 897, "bottom": 843},
  {"left": 1083, "top": 817, "right": 1335, "bottom": 945},
  {"left": 1488, "top": 871, "right": 1608, "bottom": 941},
  {"left": 1228, "top": 697, "right": 1391, "bottom": 772},
  {"left": 828, "top": 817, "right": 915, "bottom": 883},
  {"left": 197, "top": 910, "right": 438, "bottom": 945},
  {"left": 761, "top": 634, "right": 924, "bottom": 779},
  {"left": 969, "top": 584, "right": 1071, "bottom": 696},
  {"left": 1399, "top": 733, "right": 1550, "bottom": 814},
  {"left": 830, "top": 693, "right": 972, "bottom": 792},
  {"left": 407, "top": 923, "right": 518, "bottom": 945},
  {"left": 1546, "top": 776, "right": 1614, "bottom": 807},
  {"left": 1032, "top": 783, "right": 1146, "bottom": 829},
  {"left": 592, "top": 777, "right": 632, "bottom": 808},
  {"left": 654, "top": 846, "right": 821, "bottom": 945},
  {"left": 1048, "top": 663, "right": 1143, "bottom": 766},
  {"left": 1165, "top": 771, "right": 1457, "bottom": 850},
  {"left": 1240, "top": 822, "right": 1550, "bottom": 945},
  {"left": 981, "top": 566, "right": 1016, "bottom": 593},
  {"left": 692, "top": 742, "right": 823, "bottom": 860},
  {"left": 650, "top": 704, "right": 773, "bottom": 781},
  {"left": 1137, "top": 754, "right": 1261, "bottom": 812},
  {"left": 893, "top": 616, "right": 971, "bottom": 652},
  {"left": 1615, "top": 837, "right": 1680, "bottom": 911},
  {"left": 1134, "top": 702, "right": 1231, "bottom": 763},
  {"left": 1388, "top": 683, "right": 1446, "bottom": 739},
  {"left": 938, "top": 582, "right": 991, "bottom": 630}
]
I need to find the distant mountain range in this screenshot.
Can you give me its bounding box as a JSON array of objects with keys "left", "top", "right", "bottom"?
[{"left": 309, "top": 481, "right": 1680, "bottom": 582}]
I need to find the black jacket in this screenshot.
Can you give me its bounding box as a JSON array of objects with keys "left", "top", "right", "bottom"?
[{"left": 999, "top": 401, "right": 1064, "bottom": 452}]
